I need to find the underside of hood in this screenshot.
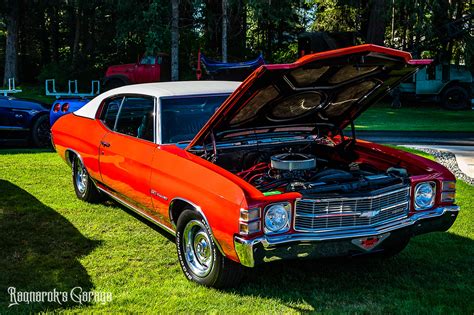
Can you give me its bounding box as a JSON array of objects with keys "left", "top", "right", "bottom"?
[{"left": 187, "top": 44, "right": 430, "bottom": 149}]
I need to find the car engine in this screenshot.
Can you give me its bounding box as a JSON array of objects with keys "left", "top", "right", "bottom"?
[{"left": 235, "top": 152, "right": 409, "bottom": 197}]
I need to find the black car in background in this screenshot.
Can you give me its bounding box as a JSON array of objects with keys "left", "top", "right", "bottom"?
[{"left": 0, "top": 96, "right": 50, "bottom": 147}]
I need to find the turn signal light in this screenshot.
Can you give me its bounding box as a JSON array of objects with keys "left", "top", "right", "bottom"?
[{"left": 239, "top": 207, "right": 261, "bottom": 235}]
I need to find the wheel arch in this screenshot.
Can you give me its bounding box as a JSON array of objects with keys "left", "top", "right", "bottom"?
[
  {"left": 169, "top": 197, "right": 226, "bottom": 256},
  {"left": 103, "top": 75, "right": 130, "bottom": 86},
  {"left": 64, "top": 149, "right": 84, "bottom": 167}
]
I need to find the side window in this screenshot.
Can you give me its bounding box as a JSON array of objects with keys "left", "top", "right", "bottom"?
[
  {"left": 100, "top": 97, "right": 123, "bottom": 130},
  {"left": 140, "top": 56, "right": 156, "bottom": 65},
  {"left": 115, "top": 96, "right": 155, "bottom": 141}
]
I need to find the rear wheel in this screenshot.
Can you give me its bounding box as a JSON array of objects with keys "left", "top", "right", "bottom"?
[
  {"left": 72, "top": 156, "right": 102, "bottom": 203},
  {"left": 441, "top": 85, "right": 470, "bottom": 110},
  {"left": 104, "top": 78, "right": 125, "bottom": 91},
  {"left": 176, "top": 210, "right": 243, "bottom": 288},
  {"left": 31, "top": 115, "right": 51, "bottom": 147}
]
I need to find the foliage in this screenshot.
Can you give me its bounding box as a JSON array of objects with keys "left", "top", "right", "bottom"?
[{"left": 0, "top": 0, "right": 471, "bottom": 83}]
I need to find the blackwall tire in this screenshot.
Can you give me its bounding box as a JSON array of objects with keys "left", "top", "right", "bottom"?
[
  {"left": 104, "top": 79, "right": 126, "bottom": 91},
  {"left": 441, "top": 86, "right": 470, "bottom": 110},
  {"left": 72, "top": 156, "right": 102, "bottom": 203},
  {"left": 31, "top": 115, "right": 51, "bottom": 147},
  {"left": 176, "top": 210, "right": 243, "bottom": 288}
]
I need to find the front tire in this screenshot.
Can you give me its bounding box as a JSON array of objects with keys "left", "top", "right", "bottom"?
[
  {"left": 72, "top": 156, "right": 102, "bottom": 203},
  {"left": 176, "top": 210, "right": 243, "bottom": 288}
]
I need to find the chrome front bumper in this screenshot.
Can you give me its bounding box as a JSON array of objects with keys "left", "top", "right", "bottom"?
[{"left": 234, "top": 205, "right": 459, "bottom": 267}]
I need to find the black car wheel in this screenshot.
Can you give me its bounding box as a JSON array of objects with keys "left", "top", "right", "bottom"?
[
  {"left": 72, "top": 156, "right": 102, "bottom": 203},
  {"left": 104, "top": 79, "right": 125, "bottom": 91},
  {"left": 441, "top": 85, "right": 470, "bottom": 110},
  {"left": 31, "top": 115, "right": 51, "bottom": 147},
  {"left": 176, "top": 210, "right": 243, "bottom": 288}
]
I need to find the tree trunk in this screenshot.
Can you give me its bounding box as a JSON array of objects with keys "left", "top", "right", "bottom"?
[
  {"left": 50, "top": 6, "right": 60, "bottom": 63},
  {"left": 4, "top": 0, "right": 20, "bottom": 85},
  {"left": 366, "top": 0, "right": 387, "bottom": 45},
  {"left": 222, "top": 0, "right": 228, "bottom": 62},
  {"left": 72, "top": 5, "right": 82, "bottom": 67},
  {"left": 171, "top": 0, "right": 180, "bottom": 81}
]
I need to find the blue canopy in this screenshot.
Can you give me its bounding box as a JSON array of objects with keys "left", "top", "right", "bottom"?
[{"left": 200, "top": 53, "right": 265, "bottom": 74}]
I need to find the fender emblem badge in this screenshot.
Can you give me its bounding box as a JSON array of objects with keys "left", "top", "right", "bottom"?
[{"left": 150, "top": 189, "right": 168, "bottom": 200}]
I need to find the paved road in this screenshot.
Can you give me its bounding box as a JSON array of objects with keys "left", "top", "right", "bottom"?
[
  {"left": 357, "top": 131, "right": 474, "bottom": 146},
  {"left": 404, "top": 145, "right": 474, "bottom": 178}
]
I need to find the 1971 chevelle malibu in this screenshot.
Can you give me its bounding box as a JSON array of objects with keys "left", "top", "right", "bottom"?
[{"left": 51, "top": 45, "right": 459, "bottom": 288}]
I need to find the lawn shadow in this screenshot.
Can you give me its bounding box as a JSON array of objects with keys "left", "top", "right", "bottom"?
[
  {"left": 235, "top": 231, "right": 474, "bottom": 313},
  {"left": 0, "top": 180, "right": 101, "bottom": 313}
]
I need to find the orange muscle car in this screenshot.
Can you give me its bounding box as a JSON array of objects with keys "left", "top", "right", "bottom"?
[{"left": 52, "top": 45, "right": 459, "bottom": 288}]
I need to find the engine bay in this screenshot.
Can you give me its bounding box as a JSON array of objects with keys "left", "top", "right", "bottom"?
[{"left": 210, "top": 141, "right": 410, "bottom": 198}]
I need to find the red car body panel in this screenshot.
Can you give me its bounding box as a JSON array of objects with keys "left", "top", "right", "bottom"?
[{"left": 52, "top": 45, "right": 457, "bottom": 267}]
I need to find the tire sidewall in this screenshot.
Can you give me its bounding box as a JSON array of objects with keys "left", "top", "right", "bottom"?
[
  {"left": 176, "top": 210, "right": 221, "bottom": 286},
  {"left": 72, "top": 157, "right": 91, "bottom": 200},
  {"left": 442, "top": 86, "right": 469, "bottom": 110},
  {"left": 31, "top": 115, "right": 51, "bottom": 147}
]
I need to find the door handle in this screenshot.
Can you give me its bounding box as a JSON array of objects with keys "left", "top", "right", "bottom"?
[{"left": 101, "top": 141, "right": 110, "bottom": 147}]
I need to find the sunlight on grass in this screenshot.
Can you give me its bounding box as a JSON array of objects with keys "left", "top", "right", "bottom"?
[{"left": 0, "top": 149, "right": 473, "bottom": 313}]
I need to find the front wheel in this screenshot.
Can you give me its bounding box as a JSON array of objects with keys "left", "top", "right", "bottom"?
[
  {"left": 72, "top": 156, "right": 102, "bottom": 203},
  {"left": 176, "top": 210, "right": 243, "bottom": 288}
]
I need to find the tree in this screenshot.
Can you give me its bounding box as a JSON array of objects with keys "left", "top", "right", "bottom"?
[
  {"left": 366, "top": 0, "right": 387, "bottom": 45},
  {"left": 3, "top": 0, "right": 20, "bottom": 84},
  {"left": 171, "top": 0, "right": 180, "bottom": 80},
  {"left": 221, "top": 0, "right": 228, "bottom": 62}
]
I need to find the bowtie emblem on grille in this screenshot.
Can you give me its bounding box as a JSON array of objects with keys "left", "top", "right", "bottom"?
[{"left": 358, "top": 209, "right": 381, "bottom": 218}]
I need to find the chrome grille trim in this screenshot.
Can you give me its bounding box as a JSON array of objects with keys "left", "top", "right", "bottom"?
[{"left": 294, "top": 186, "right": 410, "bottom": 232}]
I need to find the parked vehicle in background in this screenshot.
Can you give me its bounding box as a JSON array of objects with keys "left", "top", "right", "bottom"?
[
  {"left": 0, "top": 79, "right": 50, "bottom": 147},
  {"left": 103, "top": 54, "right": 170, "bottom": 91},
  {"left": 399, "top": 63, "right": 473, "bottom": 110},
  {"left": 47, "top": 79, "right": 100, "bottom": 126},
  {"left": 52, "top": 45, "right": 459, "bottom": 288}
]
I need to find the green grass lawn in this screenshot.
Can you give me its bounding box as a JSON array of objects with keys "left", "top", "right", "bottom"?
[
  {"left": 355, "top": 103, "right": 474, "bottom": 132},
  {"left": 0, "top": 149, "right": 473, "bottom": 313}
]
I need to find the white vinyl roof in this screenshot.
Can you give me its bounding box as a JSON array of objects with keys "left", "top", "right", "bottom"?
[{"left": 74, "top": 81, "right": 241, "bottom": 119}]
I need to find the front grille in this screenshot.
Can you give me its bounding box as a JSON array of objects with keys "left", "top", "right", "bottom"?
[{"left": 294, "top": 186, "right": 410, "bottom": 232}]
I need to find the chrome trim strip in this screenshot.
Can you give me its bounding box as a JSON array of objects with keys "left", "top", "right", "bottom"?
[
  {"left": 234, "top": 205, "right": 459, "bottom": 267},
  {"left": 296, "top": 186, "right": 409, "bottom": 203},
  {"left": 0, "top": 126, "right": 29, "bottom": 131},
  {"left": 99, "top": 187, "right": 176, "bottom": 235}
]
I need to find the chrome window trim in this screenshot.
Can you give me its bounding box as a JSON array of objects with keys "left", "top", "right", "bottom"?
[{"left": 157, "top": 93, "right": 231, "bottom": 145}]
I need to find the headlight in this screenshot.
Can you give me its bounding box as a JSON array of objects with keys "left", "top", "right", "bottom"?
[
  {"left": 414, "top": 182, "right": 436, "bottom": 210},
  {"left": 264, "top": 203, "right": 291, "bottom": 234}
]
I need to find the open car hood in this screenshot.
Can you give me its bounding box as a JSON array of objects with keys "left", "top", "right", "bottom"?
[{"left": 187, "top": 44, "right": 431, "bottom": 149}]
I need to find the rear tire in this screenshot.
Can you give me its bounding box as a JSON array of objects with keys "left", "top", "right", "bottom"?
[
  {"left": 72, "top": 156, "right": 102, "bottom": 203},
  {"left": 176, "top": 210, "right": 243, "bottom": 288},
  {"left": 441, "top": 85, "right": 470, "bottom": 110},
  {"left": 31, "top": 115, "right": 51, "bottom": 147},
  {"left": 104, "top": 78, "right": 125, "bottom": 91}
]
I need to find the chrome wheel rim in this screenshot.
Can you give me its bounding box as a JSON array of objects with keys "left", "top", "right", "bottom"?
[
  {"left": 183, "top": 220, "right": 213, "bottom": 277},
  {"left": 75, "top": 160, "right": 88, "bottom": 194}
]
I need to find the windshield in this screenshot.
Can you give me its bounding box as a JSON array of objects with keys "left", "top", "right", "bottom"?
[{"left": 160, "top": 94, "right": 229, "bottom": 143}]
